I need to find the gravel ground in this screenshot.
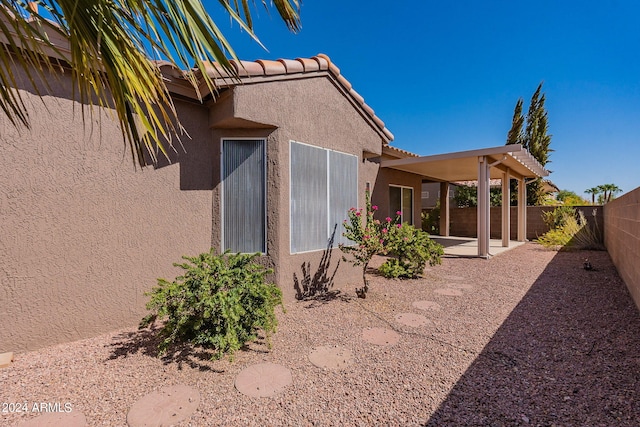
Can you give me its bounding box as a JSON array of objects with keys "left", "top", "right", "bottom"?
[{"left": 2, "top": 243, "right": 640, "bottom": 426}]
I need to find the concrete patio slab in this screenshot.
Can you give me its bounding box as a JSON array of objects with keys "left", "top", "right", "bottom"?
[{"left": 431, "top": 236, "right": 525, "bottom": 258}]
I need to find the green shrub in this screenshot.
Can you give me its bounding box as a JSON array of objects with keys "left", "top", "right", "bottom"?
[
  {"left": 421, "top": 205, "right": 440, "bottom": 235},
  {"left": 379, "top": 223, "right": 444, "bottom": 279},
  {"left": 542, "top": 205, "right": 575, "bottom": 230},
  {"left": 140, "top": 250, "right": 283, "bottom": 360},
  {"left": 537, "top": 208, "right": 604, "bottom": 251}
]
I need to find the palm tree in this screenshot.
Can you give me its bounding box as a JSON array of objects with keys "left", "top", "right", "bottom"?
[
  {"left": 600, "top": 183, "right": 622, "bottom": 203},
  {"left": 0, "top": 0, "right": 300, "bottom": 166},
  {"left": 585, "top": 187, "right": 600, "bottom": 204}
]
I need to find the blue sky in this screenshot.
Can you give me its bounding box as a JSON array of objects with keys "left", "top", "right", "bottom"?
[{"left": 209, "top": 0, "right": 639, "bottom": 198}]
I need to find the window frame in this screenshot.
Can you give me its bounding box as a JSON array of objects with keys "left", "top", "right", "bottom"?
[
  {"left": 220, "top": 137, "right": 268, "bottom": 254},
  {"left": 389, "top": 184, "right": 414, "bottom": 225},
  {"left": 289, "top": 140, "right": 358, "bottom": 254}
]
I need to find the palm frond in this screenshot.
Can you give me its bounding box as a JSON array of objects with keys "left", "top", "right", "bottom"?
[{"left": 0, "top": 0, "right": 300, "bottom": 166}]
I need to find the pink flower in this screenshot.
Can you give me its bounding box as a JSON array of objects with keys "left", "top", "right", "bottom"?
[
  {"left": 403, "top": 237, "right": 409, "bottom": 241},
  {"left": 396, "top": 210, "right": 402, "bottom": 216},
  {"left": 396, "top": 224, "right": 402, "bottom": 228},
  {"left": 355, "top": 211, "right": 361, "bottom": 217},
  {"left": 374, "top": 220, "right": 380, "bottom": 225},
  {"left": 372, "top": 205, "right": 379, "bottom": 211},
  {"left": 382, "top": 228, "right": 388, "bottom": 234},
  {"left": 386, "top": 217, "right": 392, "bottom": 222},
  {"left": 380, "top": 239, "right": 384, "bottom": 244}
]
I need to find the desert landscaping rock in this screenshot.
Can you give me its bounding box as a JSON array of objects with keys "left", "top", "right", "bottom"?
[
  {"left": 362, "top": 327, "right": 401, "bottom": 346},
  {"left": 18, "top": 411, "right": 88, "bottom": 427},
  {"left": 308, "top": 345, "right": 353, "bottom": 370},
  {"left": 2, "top": 245, "right": 639, "bottom": 426},
  {"left": 434, "top": 288, "right": 464, "bottom": 296},
  {"left": 394, "top": 312, "right": 431, "bottom": 327},
  {"left": 412, "top": 300, "right": 442, "bottom": 311},
  {"left": 234, "top": 363, "right": 292, "bottom": 398},
  {"left": 126, "top": 384, "right": 200, "bottom": 427}
]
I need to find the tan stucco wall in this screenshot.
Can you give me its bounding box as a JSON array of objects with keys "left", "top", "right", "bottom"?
[
  {"left": 372, "top": 168, "right": 423, "bottom": 228},
  {"left": 604, "top": 187, "right": 640, "bottom": 310},
  {"left": 1, "top": 70, "right": 213, "bottom": 353},
  {"left": 228, "top": 78, "right": 385, "bottom": 300},
  {"left": 1, "top": 67, "right": 392, "bottom": 351}
]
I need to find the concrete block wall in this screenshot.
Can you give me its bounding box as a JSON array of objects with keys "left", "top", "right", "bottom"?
[
  {"left": 604, "top": 187, "right": 640, "bottom": 310},
  {"left": 439, "top": 205, "right": 604, "bottom": 241}
]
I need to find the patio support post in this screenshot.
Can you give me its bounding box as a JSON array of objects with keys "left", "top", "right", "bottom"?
[
  {"left": 439, "top": 182, "right": 450, "bottom": 236},
  {"left": 501, "top": 169, "right": 511, "bottom": 247},
  {"left": 477, "top": 156, "right": 490, "bottom": 258},
  {"left": 517, "top": 177, "right": 527, "bottom": 241}
]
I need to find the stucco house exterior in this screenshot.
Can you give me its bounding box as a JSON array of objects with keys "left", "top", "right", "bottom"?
[{"left": 1, "top": 35, "right": 426, "bottom": 351}]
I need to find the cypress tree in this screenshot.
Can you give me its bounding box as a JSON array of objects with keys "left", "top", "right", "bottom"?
[{"left": 505, "top": 82, "right": 553, "bottom": 205}]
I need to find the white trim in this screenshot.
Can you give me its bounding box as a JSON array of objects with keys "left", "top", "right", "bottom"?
[{"left": 220, "top": 137, "right": 268, "bottom": 255}]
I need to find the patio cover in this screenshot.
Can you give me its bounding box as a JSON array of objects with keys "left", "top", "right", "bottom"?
[{"left": 381, "top": 144, "right": 549, "bottom": 258}]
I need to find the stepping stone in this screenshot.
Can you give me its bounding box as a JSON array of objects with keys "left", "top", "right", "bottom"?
[
  {"left": 446, "top": 283, "right": 474, "bottom": 290},
  {"left": 394, "top": 313, "right": 431, "bottom": 327},
  {"left": 412, "top": 300, "right": 441, "bottom": 311},
  {"left": 235, "top": 363, "right": 292, "bottom": 398},
  {"left": 19, "top": 411, "right": 88, "bottom": 427},
  {"left": 434, "top": 288, "right": 464, "bottom": 296},
  {"left": 362, "top": 327, "right": 400, "bottom": 346},
  {"left": 308, "top": 345, "right": 353, "bottom": 370},
  {"left": 442, "top": 275, "right": 466, "bottom": 281},
  {"left": 0, "top": 351, "right": 13, "bottom": 368},
  {"left": 127, "top": 384, "right": 199, "bottom": 427}
]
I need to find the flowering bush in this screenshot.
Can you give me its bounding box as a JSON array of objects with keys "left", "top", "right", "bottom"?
[
  {"left": 340, "top": 192, "right": 396, "bottom": 297},
  {"left": 340, "top": 192, "right": 444, "bottom": 294}
]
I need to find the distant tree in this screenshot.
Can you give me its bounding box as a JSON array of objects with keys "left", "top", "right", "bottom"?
[
  {"left": 599, "top": 184, "right": 622, "bottom": 203},
  {"left": 506, "top": 98, "right": 525, "bottom": 145},
  {"left": 506, "top": 83, "right": 553, "bottom": 206},
  {"left": 454, "top": 185, "right": 502, "bottom": 208},
  {"left": 556, "top": 190, "right": 587, "bottom": 206},
  {"left": 584, "top": 187, "right": 600, "bottom": 204}
]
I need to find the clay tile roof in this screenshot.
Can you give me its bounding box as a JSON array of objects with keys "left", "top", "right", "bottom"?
[
  {"left": 183, "top": 53, "right": 394, "bottom": 142},
  {"left": 295, "top": 57, "right": 320, "bottom": 72},
  {"left": 256, "top": 59, "right": 286, "bottom": 75},
  {"left": 230, "top": 60, "right": 264, "bottom": 77},
  {"left": 312, "top": 54, "right": 330, "bottom": 70},
  {"left": 277, "top": 58, "right": 304, "bottom": 74}
]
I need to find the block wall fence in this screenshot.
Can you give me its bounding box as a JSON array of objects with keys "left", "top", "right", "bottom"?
[
  {"left": 604, "top": 187, "right": 640, "bottom": 310},
  {"left": 425, "top": 205, "right": 604, "bottom": 241},
  {"left": 425, "top": 196, "right": 639, "bottom": 311}
]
